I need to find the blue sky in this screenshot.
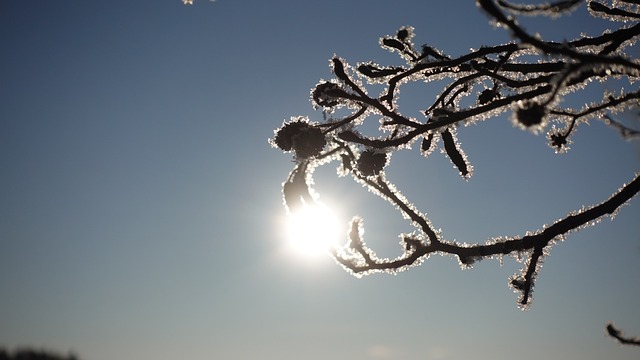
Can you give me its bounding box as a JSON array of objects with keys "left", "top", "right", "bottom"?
[{"left": 1, "top": 1, "right": 639, "bottom": 359}]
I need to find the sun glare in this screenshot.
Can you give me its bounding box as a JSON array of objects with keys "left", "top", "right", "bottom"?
[{"left": 286, "top": 203, "right": 342, "bottom": 256}]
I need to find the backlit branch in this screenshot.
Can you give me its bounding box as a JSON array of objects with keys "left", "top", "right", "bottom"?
[{"left": 271, "top": 0, "right": 640, "bottom": 308}]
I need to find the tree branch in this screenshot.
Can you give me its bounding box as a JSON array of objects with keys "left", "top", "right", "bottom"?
[
  {"left": 607, "top": 323, "right": 640, "bottom": 346},
  {"left": 273, "top": 0, "right": 640, "bottom": 308}
]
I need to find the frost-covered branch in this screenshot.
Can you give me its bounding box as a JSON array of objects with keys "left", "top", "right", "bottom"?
[
  {"left": 271, "top": 0, "right": 640, "bottom": 308},
  {"left": 607, "top": 323, "right": 640, "bottom": 346}
]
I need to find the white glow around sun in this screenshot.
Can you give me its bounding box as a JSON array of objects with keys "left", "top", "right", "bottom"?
[{"left": 286, "top": 203, "right": 342, "bottom": 256}]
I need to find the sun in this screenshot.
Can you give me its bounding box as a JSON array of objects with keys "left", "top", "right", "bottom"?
[{"left": 285, "top": 202, "right": 343, "bottom": 256}]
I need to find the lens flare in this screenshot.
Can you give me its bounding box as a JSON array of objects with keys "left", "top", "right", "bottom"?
[{"left": 286, "top": 203, "right": 342, "bottom": 256}]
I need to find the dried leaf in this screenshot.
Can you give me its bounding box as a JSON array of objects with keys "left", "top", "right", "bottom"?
[{"left": 442, "top": 129, "right": 470, "bottom": 178}]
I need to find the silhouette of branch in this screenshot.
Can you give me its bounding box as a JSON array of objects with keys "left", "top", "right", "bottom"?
[
  {"left": 272, "top": 0, "right": 640, "bottom": 308},
  {"left": 0, "top": 348, "right": 79, "bottom": 360},
  {"left": 607, "top": 323, "right": 640, "bottom": 346},
  {"left": 590, "top": 1, "right": 640, "bottom": 21},
  {"left": 496, "top": 0, "right": 583, "bottom": 14},
  {"left": 327, "top": 164, "right": 639, "bottom": 306},
  {"left": 602, "top": 114, "right": 640, "bottom": 139}
]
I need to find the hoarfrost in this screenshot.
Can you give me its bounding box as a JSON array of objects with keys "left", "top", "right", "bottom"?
[{"left": 273, "top": 2, "right": 640, "bottom": 309}]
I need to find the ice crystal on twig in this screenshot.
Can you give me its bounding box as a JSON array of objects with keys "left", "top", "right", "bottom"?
[{"left": 272, "top": 0, "right": 640, "bottom": 309}]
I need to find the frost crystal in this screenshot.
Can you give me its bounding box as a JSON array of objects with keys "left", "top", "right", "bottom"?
[{"left": 272, "top": 0, "right": 640, "bottom": 310}]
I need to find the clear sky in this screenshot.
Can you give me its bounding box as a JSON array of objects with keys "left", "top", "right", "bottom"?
[{"left": 1, "top": 1, "right": 639, "bottom": 360}]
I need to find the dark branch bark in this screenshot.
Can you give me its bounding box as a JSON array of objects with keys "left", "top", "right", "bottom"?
[
  {"left": 273, "top": 0, "right": 640, "bottom": 308},
  {"left": 607, "top": 323, "right": 640, "bottom": 346}
]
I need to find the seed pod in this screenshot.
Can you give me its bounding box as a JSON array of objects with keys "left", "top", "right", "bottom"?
[
  {"left": 510, "top": 277, "right": 526, "bottom": 291},
  {"left": 273, "top": 118, "right": 326, "bottom": 158},
  {"left": 382, "top": 38, "right": 406, "bottom": 52},
  {"left": 514, "top": 101, "right": 547, "bottom": 128},
  {"left": 548, "top": 130, "right": 569, "bottom": 153},
  {"left": 396, "top": 28, "right": 409, "bottom": 41},
  {"left": 442, "top": 129, "right": 470, "bottom": 178},
  {"left": 273, "top": 120, "right": 307, "bottom": 152},
  {"left": 332, "top": 57, "right": 348, "bottom": 81},
  {"left": 356, "top": 150, "right": 387, "bottom": 177}
]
